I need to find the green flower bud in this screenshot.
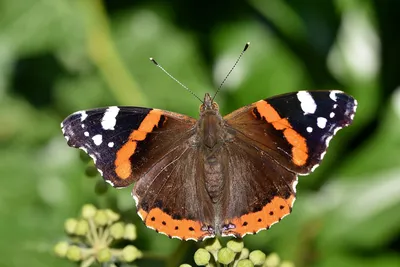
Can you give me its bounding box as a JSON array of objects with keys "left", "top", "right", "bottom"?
[
  {"left": 204, "top": 238, "right": 222, "bottom": 253},
  {"left": 205, "top": 263, "right": 217, "bottom": 267},
  {"left": 96, "top": 248, "right": 112, "bottom": 263},
  {"left": 81, "top": 204, "right": 97, "bottom": 219},
  {"left": 94, "top": 210, "right": 108, "bottom": 226},
  {"left": 238, "top": 248, "right": 250, "bottom": 260},
  {"left": 249, "top": 250, "right": 266, "bottom": 265},
  {"left": 95, "top": 180, "right": 108, "bottom": 195},
  {"left": 79, "top": 150, "right": 91, "bottom": 162},
  {"left": 279, "top": 261, "right": 294, "bottom": 267},
  {"left": 124, "top": 223, "right": 137, "bottom": 240},
  {"left": 194, "top": 248, "right": 211, "bottom": 266},
  {"left": 179, "top": 265, "right": 192, "bottom": 267},
  {"left": 121, "top": 245, "right": 142, "bottom": 262},
  {"left": 85, "top": 165, "right": 98, "bottom": 177},
  {"left": 264, "top": 253, "right": 280, "bottom": 267},
  {"left": 66, "top": 245, "right": 82, "bottom": 261},
  {"left": 110, "top": 222, "right": 125, "bottom": 239},
  {"left": 217, "top": 247, "right": 235, "bottom": 265},
  {"left": 64, "top": 218, "right": 78, "bottom": 234},
  {"left": 227, "top": 239, "right": 244, "bottom": 253},
  {"left": 74, "top": 219, "right": 89, "bottom": 236},
  {"left": 54, "top": 241, "right": 69, "bottom": 257},
  {"left": 237, "top": 259, "right": 255, "bottom": 267},
  {"left": 105, "top": 209, "right": 120, "bottom": 223}
]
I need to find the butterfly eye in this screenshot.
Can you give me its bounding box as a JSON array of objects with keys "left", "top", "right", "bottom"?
[
  {"left": 200, "top": 104, "right": 205, "bottom": 112},
  {"left": 212, "top": 102, "right": 219, "bottom": 110}
]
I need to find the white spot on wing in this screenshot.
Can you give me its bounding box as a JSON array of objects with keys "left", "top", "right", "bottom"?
[
  {"left": 97, "top": 169, "right": 103, "bottom": 176},
  {"left": 131, "top": 193, "right": 139, "bottom": 208},
  {"left": 101, "top": 106, "right": 120, "bottom": 130},
  {"left": 326, "top": 136, "right": 333, "bottom": 146},
  {"left": 330, "top": 112, "right": 335, "bottom": 118},
  {"left": 74, "top": 111, "right": 88, "bottom": 121},
  {"left": 306, "top": 127, "right": 313, "bottom": 133},
  {"left": 317, "top": 117, "right": 328, "bottom": 129},
  {"left": 330, "top": 90, "right": 341, "bottom": 101},
  {"left": 108, "top": 142, "right": 114, "bottom": 148},
  {"left": 311, "top": 164, "right": 320, "bottom": 172},
  {"left": 297, "top": 91, "right": 317, "bottom": 114},
  {"left": 292, "top": 178, "right": 298, "bottom": 193},
  {"left": 84, "top": 131, "right": 89, "bottom": 137},
  {"left": 92, "top": 135, "right": 103, "bottom": 146}
]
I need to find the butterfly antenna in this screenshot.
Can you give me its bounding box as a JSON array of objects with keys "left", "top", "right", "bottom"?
[
  {"left": 212, "top": 42, "right": 250, "bottom": 101},
  {"left": 150, "top": 58, "right": 203, "bottom": 103}
]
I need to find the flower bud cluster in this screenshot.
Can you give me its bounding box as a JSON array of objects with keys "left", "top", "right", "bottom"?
[
  {"left": 180, "top": 239, "right": 295, "bottom": 267},
  {"left": 54, "top": 204, "right": 141, "bottom": 266}
]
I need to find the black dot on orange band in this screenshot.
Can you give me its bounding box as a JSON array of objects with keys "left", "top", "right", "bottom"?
[
  {"left": 151, "top": 217, "right": 155, "bottom": 221},
  {"left": 258, "top": 218, "right": 262, "bottom": 222},
  {"left": 242, "top": 221, "right": 248, "bottom": 226},
  {"left": 189, "top": 227, "right": 194, "bottom": 231},
  {"left": 162, "top": 221, "right": 166, "bottom": 225},
  {"left": 269, "top": 211, "right": 274, "bottom": 216},
  {"left": 280, "top": 205, "right": 284, "bottom": 210},
  {"left": 175, "top": 226, "right": 178, "bottom": 230}
]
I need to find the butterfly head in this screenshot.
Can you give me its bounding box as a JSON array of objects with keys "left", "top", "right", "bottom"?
[{"left": 200, "top": 93, "right": 219, "bottom": 114}]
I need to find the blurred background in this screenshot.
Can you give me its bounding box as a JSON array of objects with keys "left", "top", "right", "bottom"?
[{"left": 0, "top": 0, "right": 399, "bottom": 266}]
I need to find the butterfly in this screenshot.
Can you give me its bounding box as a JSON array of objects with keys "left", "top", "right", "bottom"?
[{"left": 61, "top": 89, "right": 357, "bottom": 241}]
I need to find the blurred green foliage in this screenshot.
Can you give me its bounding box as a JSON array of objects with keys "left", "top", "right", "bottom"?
[{"left": 0, "top": 0, "right": 399, "bottom": 266}]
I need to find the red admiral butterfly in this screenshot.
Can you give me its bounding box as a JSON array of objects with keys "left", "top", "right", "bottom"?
[
  {"left": 61, "top": 89, "right": 356, "bottom": 241},
  {"left": 61, "top": 44, "right": 357, "bottom": 240}
]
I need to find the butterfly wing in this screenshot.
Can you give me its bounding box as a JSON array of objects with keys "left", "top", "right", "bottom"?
[
  {"left": 224, "top": 90, "right": 357, "bottom": 174},
  {"left": 220, "top": 90, "right": 357, "bottom": 236},
  {"left": 61, "top": 107, "right": 196, "bottom": 187},
  {"left": 134, "top": 147, "right": 216, "bottom": 240},
  {"left": 219, "top": 139, "right": 296, "bottom": 237},
  {"left": 61, "top": 106, "right": 215, "bottom": 240}
]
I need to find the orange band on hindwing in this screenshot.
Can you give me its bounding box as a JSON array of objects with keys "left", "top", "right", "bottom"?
[
  {"left": 138, "top": 208, "right": 211, "bottom": 240},
  {"left": 223, "top": 195, "right": 295, "bottom": 237},
  {"left": 255, "top": 100, "right": 308, "bottom": 166},
  {"left": 115, "top": 109, "right": 164, "bottom": 179}
]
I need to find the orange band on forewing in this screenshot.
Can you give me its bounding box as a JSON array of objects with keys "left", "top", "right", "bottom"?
[
  {"left": 256, "top": 101, "right": 281, "bottom": 122},
  {"left": 115, "top": 110, "right": 163, "bottom": 179},
  {"left": 224, "top": 195, "right": 295, "bottom": 237},
  {"left": 255, "top": 100, "right": 308, "bottom": 166},
  {"left": 139, "top": 208, "right": 208, "bottom": 240},
  {"left": 284, "top": 128, "right": 308, "bottom": 165}
]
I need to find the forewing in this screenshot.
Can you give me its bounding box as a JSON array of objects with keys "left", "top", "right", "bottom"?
[
  {"left": 224, "top": 90, "right": 357, "bottom": 175},
  {"left": 61, "top": 107, "right": 197, "bottom": 187}
]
